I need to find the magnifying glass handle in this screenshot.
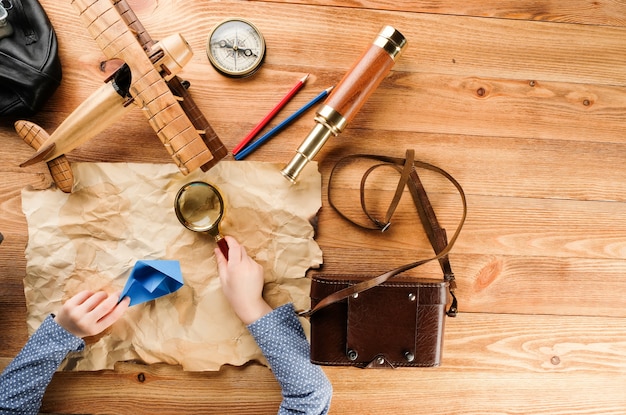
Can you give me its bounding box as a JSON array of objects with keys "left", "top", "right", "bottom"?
[{"left": 216, "top": 236, "right": 229, "bottom": 260}]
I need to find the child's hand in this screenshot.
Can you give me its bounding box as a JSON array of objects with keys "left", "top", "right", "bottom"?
[
  {"left": 54, "top": 290, "right": 130, "bottom": 338},
  {"left": 215, "top": 236, "right": 272, "bottom": 325}
]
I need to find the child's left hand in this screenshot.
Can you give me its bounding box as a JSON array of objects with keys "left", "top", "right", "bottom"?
[{"left": 54, "top": 290, "right": 130, "bottom": 338}]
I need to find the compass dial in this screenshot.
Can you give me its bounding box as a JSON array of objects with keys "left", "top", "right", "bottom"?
[{"left": 206, "top": 18, "right": 266, "bottom": 78}]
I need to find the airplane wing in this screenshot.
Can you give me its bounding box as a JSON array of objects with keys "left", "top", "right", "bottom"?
[{"left": 70, "top": 0, "right": 216, "bottom": 174}]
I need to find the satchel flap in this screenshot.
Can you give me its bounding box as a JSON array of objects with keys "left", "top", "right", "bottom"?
[
  {"left": 310, "top": 276, "right": 449, "bottom": 367},
  {"left": 347, "top": 284, "right": 419, "bottom": 365}
]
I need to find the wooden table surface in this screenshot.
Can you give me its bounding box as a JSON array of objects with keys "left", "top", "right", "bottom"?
[{"left": 2, "top": 0, "right": 626, "bottom": 413}]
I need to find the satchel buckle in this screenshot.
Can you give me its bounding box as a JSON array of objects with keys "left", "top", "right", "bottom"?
[
  {"left": 0, "top": 5, "right": 8, "bottom": 26},
  {"left": 365, "top": 354, "right": 396, "bottom": 369},
  {"left": 0, "top": 4, "right": 13, "bottom": 41}
]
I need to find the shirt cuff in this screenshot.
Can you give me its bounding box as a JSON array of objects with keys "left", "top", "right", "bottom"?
[
  {"left": 38, "top": 314, "right": 85, "bottom": 352},
  {"left": 247, "top": 303, "right": 296, "bottom": 338}
]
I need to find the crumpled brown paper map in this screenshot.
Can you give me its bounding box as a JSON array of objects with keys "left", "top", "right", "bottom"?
[{"left": 21, "top": 161, "right": 322, "bottom": 371}]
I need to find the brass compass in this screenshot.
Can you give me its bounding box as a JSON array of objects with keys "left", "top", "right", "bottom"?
[{"left": 206, "top": 18, "right": 266, "bottom": 78}]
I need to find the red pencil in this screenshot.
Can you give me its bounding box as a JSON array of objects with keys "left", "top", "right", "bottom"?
[{"left": 232, "top": 74, "right": 309, "bottom": 155}]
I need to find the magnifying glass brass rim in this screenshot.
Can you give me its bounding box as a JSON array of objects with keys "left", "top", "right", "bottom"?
[{"left": 174, "top": 181, "right": 229, "bottom": 259}]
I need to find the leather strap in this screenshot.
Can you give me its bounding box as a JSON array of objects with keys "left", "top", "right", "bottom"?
[{"left": 301, "top": 150, "right": 466, "bottom": 317}]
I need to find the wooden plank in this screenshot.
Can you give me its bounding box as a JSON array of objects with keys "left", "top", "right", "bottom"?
[
  {"left": 315, "top": 182, "right": 626, "bottom": 317},
  {"left": 259, "top": 0, "right": 626, "bottom": 27},
  {"left": 327, "top": 372, "right": 626, "bottom": 415},
  {"left": 41, "top": 1, "right": 626, "bottom": 90},
  {"left": 316, "top": 133, "right": 626, "bottom": 203},
  {"left": 26, "top": 2, "right": 626, "bottom": 167},
  {"left": 314, "top": 250, "right": 626, "bottom": 317},
  {"left": 45, "top": 129, "right": 626, "bottom": 203},
  {"left": 318, "top": 164, "right": 626, "bottom": 259},
  {"left": 21, "top": 82, "right": 626, "bottom": 199},
  {"left": 186, "top": 3, "right": 626, "bottom": 85},
  {"left": 32, "top": 369, "right": 626, "bottom": 414},
  {"left": 2, "top": 313, "right": 625, "bottom": 414},
  {"left": 0, "top": 281, "right": 29, "bottom": 354},
  {"left": 357, "top": 75, "right": 626, "bottom": 143},
  {"left": 52, "top": 74, "right": 626, "bottom": 159}
]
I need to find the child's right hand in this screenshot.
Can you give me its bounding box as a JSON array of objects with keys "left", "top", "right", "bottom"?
[
  {"left": 215, "top": 236, "right": 272, "bottom": 325},
  {"left": 54, "top": 290, "right": 130, "bottom": 338}
]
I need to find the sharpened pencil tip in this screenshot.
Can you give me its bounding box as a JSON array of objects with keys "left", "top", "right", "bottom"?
[{"left": 301, "top": 74, "right": 310, "bottom": 83}]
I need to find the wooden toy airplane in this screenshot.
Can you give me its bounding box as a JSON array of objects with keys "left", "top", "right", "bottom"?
[{"left": 16, "top": 0, "right": 227, "bottom": 192}]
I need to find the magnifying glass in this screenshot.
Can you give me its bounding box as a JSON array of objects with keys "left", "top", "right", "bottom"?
[{"left": 174, "top": 181, "right": 229, "bottom": 259}]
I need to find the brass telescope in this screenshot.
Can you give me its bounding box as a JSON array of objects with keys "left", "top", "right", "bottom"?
[{"left": 281, "top": 25, "right": 407, "bottom": 183}]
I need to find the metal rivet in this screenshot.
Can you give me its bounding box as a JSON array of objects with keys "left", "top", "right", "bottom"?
[
  {"left": 0, "top": 7, "right": 7, "bottom": 26},
  {"left": 408, "top": 293, "right": 416, "bottom": 302},
  {"left": 377, "top": 356, "right": 385, "bottom": 365},
  {"left": 347, "top": 349, "right": 358, "bottom": 361},
  {"left": 352, "top": 293, "right": 359, "bottom": 299},
  {"left": 404, "top": 351, "right": 415, "bottom": 362}
]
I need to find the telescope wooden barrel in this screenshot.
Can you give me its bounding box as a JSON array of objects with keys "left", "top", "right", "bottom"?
[{"left": 325, "top": 26, "right": 405, "bottom": 126}]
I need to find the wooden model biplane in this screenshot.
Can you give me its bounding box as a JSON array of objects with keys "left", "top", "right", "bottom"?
[{"left": 16, "top": 0, "right": 227, "bottom": 192}]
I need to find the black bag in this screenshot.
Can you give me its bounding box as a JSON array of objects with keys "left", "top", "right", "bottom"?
[{"left": 0, "top": 0, "right": 61, "bottom": 117}]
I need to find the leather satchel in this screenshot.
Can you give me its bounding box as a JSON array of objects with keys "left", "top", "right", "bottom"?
[
  {"left": 305, "top": 150, "right": 467, "bottom": 368},
  {"left": 0, "top": 0, "right": 62, "bottom": 117}
]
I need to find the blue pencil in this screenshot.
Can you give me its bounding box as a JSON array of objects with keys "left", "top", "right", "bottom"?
[{"left": 234, "top": 86, "right": 334, "bottom": 160}]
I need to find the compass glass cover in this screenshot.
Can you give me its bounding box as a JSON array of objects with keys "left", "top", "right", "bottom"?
[{"left": 207, "top": 19, "right": 265, "bottom": 77}]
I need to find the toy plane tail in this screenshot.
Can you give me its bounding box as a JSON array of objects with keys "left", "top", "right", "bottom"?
[{"left": 15, "top": 121, "right": 74, "bottom": 193}]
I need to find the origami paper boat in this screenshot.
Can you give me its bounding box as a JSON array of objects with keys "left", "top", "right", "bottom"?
[{"left": 120, "top": 260, "right": 183, "bottom": 306}]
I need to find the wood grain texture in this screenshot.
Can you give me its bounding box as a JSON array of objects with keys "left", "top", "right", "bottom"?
[
  {"left": 2, "top": 313, "right": 625, "bottom": 414},
  {"left": 260, "top": 0, "right": 626, "bottom": 27},
  {"left": 1, "top": 0, "right": 626, "bottom": 414}
]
